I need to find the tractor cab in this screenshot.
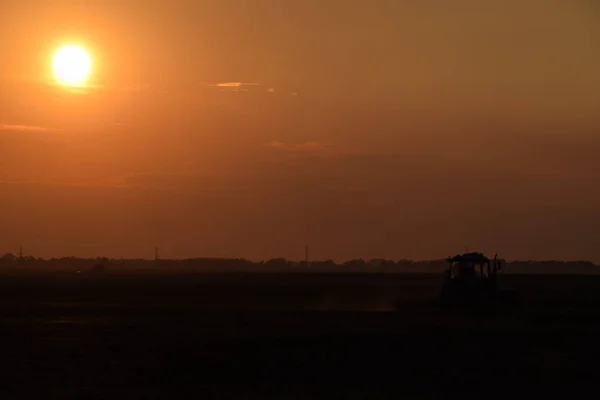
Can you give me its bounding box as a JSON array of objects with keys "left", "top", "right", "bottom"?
[
  {"left": 440, "top": 252, "right": 513, "bottom": 310},
  {"left": 445, "top": 252, "right": 500, "bottom": 282}
]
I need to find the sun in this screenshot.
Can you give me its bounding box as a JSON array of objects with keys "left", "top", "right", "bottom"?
[{"left": 52, "top": 45, "right": 92, "bottom": 87}]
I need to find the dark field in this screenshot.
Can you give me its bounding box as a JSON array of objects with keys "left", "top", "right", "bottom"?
[{"left": 1, "top": 272, "right": 600, "bottom": 399}]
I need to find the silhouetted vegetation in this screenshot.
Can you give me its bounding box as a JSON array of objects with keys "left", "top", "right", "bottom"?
[{"left": 0, "top": 254, "right": 596, "bottom": 274}]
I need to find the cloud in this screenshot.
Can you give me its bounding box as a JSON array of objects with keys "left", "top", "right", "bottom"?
[
  {"left": 0, "top": 124, "right": 61, "bottom": 133},
  {"left": 265, "top": 141, "right": 334, "bottom": 152},
  {"left": 0, "top": 180, "right": 125, "bottom": 189},
  {"left": 214, "top": 82, "right": 260, "bottom": 88},
  {"left": 208, "top": 82, "right": 263, "bottom": 93},
  {"left": 207, "top": 82, "right": 291, "bottom": 94}
]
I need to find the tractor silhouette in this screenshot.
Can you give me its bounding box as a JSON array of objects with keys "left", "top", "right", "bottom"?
[{"left": 439, "top": 252, "right": 518, "bottom": 312}]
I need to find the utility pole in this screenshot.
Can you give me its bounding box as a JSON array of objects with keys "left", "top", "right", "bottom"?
[
  {"left": 18, "top": 245, "right": 23, "bottom": 266},
  {"left": 305, "top": 244, "right": 310, "bottom": 268}
]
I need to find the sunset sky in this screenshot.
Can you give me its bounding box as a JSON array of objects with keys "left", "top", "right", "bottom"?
[{"left": 1, "top": 1, "right": 599, "bottom": 261}]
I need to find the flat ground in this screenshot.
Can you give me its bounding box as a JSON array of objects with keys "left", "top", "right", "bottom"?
[{"left": 0, "top": 271, "right": 599, "bottom": 399}]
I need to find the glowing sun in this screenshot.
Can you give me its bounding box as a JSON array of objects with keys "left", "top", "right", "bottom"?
[{"left": 52, "top": 45, "right": 92, "bottom": 87}]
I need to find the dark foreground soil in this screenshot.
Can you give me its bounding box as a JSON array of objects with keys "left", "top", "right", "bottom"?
[{"left": 0, "top": 272, "right": 599, "bottom": 399}]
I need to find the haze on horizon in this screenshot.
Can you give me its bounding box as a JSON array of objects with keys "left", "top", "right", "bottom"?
[{"left": 1, "top": 0, "right": 599, "bottom": 262}]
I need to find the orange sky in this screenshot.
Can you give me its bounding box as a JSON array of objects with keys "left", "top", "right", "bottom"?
[{"left": 1, "top": 1, "right": 599, "bottom": 261}]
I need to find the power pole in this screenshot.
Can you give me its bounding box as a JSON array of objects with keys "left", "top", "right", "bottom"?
[
  {"left": 155, "top": 245, "right": 159, "bottom": 261},
  {"left": 19, "top": 245, "right": 23, "bottom": 266},
  {"left": 305, "top": 244, "right": 310, "bottom": 268}
]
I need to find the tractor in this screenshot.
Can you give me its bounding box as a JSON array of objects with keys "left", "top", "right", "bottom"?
[{"left": 439, "top": 252, "right": 518, "bottom": 312}]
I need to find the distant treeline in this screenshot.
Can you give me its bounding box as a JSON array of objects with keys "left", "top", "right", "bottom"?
[{"left": 0, "top": 253, "right": 597, "bottom": 274}]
